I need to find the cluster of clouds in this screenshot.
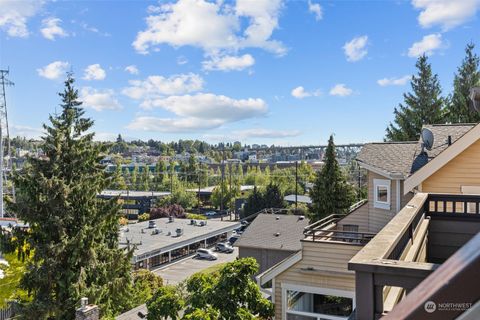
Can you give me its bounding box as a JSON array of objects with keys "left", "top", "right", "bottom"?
[
  {"left": 6, "top": 0, "right": 480, "bottom": 140},
  {"left": 123, "top": 72, "right": 268, "bottom": 133}
]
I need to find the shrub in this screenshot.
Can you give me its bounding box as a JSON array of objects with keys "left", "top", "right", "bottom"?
[
  {"left": 119, "top": 217, "right": 129, "bottom": 226},
  {"left": 150, "top": 204, "right": 186, "bottom": 219},
  {"left": 138, "top": 213, "right": 150, "bottom": 222},
  {"left": 186, "top": 213, "right": 207, "bottom": 220}
]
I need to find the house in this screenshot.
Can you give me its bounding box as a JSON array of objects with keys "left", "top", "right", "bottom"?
[
  {"left": 256, "top": 123, "right": 479, "bottom": 320},
  {"left": 235, "top": 214, "right": 309, "bottom": 274}
]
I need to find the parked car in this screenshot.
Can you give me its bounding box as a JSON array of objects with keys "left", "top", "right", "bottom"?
[
  {"left": 215, "top": 242, "right": 234, "bottom": 253},
  {"left": 228, "top": 235, "right": 240, "bottom": 245},
  {"left": 205, "top": 211, "right": 216, "bottom": 217},
  {"left": 196, "top": 248, "right": 218, "bottom": 260}
]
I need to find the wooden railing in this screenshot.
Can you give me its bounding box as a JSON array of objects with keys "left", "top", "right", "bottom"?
[
  {"left": 348, "top": 193, "right": 480, "bottom": 320},
  {"left": 303, "top": 200, "right": 375, "bottom": 245}
]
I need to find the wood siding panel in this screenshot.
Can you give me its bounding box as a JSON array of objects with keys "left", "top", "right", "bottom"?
[
  {"left": 367, "top": 172, "right": 411, "bottom": 233},
  {"left": 422, "top": 139, "right": 480, "bottom": 194},
  {"left": 273, "top": 241, "right": 361, "bottom": 319},
  {"left": 337, "top": 202, "right": 369, "bottom": 233}
]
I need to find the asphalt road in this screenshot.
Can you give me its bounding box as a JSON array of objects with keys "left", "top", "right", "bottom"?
[{"left": 153, "top": 247, "right": 239, "bottom": 285}]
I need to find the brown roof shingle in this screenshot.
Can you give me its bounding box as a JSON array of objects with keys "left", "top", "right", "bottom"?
[
  {"left": 357, "top": 123, "right": 476, "bottom": 178},
  {"left": 235, "top": 214, "right": 308, "bottom": 251}
]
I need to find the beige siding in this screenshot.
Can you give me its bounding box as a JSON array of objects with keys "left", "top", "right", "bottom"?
[
  {"left": 273, "top": 241, "right": 360, "bottom": 319},
  {"left": 337, "top": 202, "right": 369, "bottom": 232},
  {"left": 422, "top": 139, "right": 480, "bottom": 194},
  {"left": 366, "top": 172, "right": 411, "bottom": 233}
]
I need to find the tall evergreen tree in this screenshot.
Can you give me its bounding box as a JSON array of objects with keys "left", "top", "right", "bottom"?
[
  {"left": 445, "top": 42, "right": 480, "bottom": 123},
  {"left": 4, "top": 75, "right": 134, "bottom": 319},
  {"left": 310, "top": 135, "right": 355, "bottom": 221},
  {"left": 386, "top": 54, "right": 445, "bottom": 141}
]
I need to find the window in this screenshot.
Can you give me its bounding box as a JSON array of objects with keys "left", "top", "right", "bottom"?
[
  {"left": 284, "top": 285, "right": 354, "bottom": 320},
  {"left": 374, "top": 179, "right": 391, "bottom": 210}
]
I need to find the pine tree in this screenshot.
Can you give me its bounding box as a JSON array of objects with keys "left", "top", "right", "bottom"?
[
  {"left": 310, "top": 135, "right": 355, "bottom": 221},
  {"left": 6, "top": 75, "right": 134, "bottom": 319},
  {"left": 445, "top": 42, "right": 480, "bottom": 123},
  {"left": 263, "top": 183, "right": 285, "bottom": 209},
  {"left": 386, "top": 54, "right": 445, "bottom": 141}
]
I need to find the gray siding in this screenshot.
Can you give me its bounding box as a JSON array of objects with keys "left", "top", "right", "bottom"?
[{"left": 238, "top": 247, "right": 295, "bottom": 274}]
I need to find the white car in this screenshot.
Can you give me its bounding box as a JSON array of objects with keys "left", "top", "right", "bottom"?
[
  {"left": 196, "top": 248, "right": 218, "bottom": 260},
  {"left": 205, "top": 211, "right": 216, "bottom": 217}
]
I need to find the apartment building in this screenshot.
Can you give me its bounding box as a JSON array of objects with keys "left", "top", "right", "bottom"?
[{"left": 257, "top": 123, "right": 479, "bottom": 320}]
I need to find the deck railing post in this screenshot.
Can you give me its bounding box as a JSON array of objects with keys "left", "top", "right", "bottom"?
[{"left": 355, "top": 271, "right": 376, "bottom": 320}]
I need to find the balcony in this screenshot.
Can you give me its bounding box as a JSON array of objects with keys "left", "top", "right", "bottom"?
[
  {"left": 348, "top": 193, "right": 480, "bottom": 319},
  {"left": 303, "top": 200, "right": 377, "bottom": 245}
]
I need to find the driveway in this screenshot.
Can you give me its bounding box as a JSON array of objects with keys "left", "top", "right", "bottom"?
[{"left": 153, "top": 247, "right": 239, "bottom": 285}]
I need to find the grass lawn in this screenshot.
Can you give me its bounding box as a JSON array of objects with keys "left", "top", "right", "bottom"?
[{"left": 196, "top": 262, "right": 226, "bottom": 275}]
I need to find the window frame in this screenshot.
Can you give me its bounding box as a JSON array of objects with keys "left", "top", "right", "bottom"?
[
  {"left": 373, "top": 178, "right": 391, "bottom": 210},
  {"left": 282, "top": 283, "right": 355, "bottom": 320}
]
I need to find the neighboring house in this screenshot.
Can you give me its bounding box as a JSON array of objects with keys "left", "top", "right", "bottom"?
[
  {"left": 257, "top": 123, "right": 478, "bottom": 320},
  {"left": 235, "top": 214, "right": 309, "bottom": 274}
]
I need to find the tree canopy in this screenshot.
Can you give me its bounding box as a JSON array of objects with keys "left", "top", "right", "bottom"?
[
  {"left": 146, "top": 258, "right": 274, "bottom": 320},
  {"left": 310, "top": 135, "right": 355, "bottom": 221},
  {"left": 1, "top": 75, "right": 134, "bottom": 319},
  {"left": 386, "top": 54, "right": 445, "bottom": 141}
]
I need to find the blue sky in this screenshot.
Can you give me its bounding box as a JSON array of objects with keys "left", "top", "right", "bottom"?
[{"left": 1, "top": 0, "right": 479, "bottom": 146}]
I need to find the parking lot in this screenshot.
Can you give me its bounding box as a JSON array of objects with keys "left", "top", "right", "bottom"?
[{"left": 153, "top": 247, "right": 239, "bottom": 285}]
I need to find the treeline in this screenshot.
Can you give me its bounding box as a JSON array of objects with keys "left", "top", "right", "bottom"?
[{"left": 387, "top": 43, "right": 480, "bottom": 141}]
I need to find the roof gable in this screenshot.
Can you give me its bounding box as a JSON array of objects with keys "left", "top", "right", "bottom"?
[{"left": 404, "top": 123, "right": 480, "bottom": 194}]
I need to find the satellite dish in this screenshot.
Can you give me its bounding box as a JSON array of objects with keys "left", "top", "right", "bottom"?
[
  {"left": 469, "top": 87, "right": 480, "bottom": 113},
  {"left": 421, "top": 128, "right": 434, "bottom": 151}
]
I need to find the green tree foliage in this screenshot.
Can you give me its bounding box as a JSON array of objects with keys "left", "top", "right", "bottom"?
[
  {"left": 2, "top": 75, "right": 134, "bottom": 319},
  {"left": 263, "top": 182, "right": 285, "bottom": 209},
  {"left": 445, "top": 42, "right": 480, "bottom": 123},
  {"left": 140, "top": 164, "right": 151, "bottom": 191},
  {"left": 131, "top": 165, "right": 139, "bottom": 189},
  {"left": 131, "top": 270, "right": 163, "bottom": 307},
  {"left": 146, "top": 258, "right": 274, "bottom": 320},
  {"left": 386, "top": 54, "right": 445, "bottom": 141},
  {"left": 146, "top": 285, "right": 184, "bottom": 320},
  {"left": 310, "top": 135, "right": 355, "bottom": 221}
]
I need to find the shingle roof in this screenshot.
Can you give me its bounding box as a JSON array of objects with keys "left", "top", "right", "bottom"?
[
  {"left": 356, "top": 142, "right": 419, "bottom": 177},
  {"left": 357, "top": 124, "right": 476, "bottom": 178},
  {"left": 235, "top": 214, "right": 309, "bottom": 251}
]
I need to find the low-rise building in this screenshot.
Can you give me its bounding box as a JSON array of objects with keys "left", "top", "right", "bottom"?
[
  {"left": 119, "top": 217, "right": 240, "bottom": 270},
  {"left": 235, "top": 214, "right": 309, "bottom": 274}
]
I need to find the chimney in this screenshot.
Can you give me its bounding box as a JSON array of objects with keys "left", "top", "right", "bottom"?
[
  {"left": 447, "top": 135, "right": 452, "bottom": 146},
  {"left": 75, "top": 298, "right": 99, "bottom": 320}
]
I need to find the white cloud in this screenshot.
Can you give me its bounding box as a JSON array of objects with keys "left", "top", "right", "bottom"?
[
  {"left": 11, "top": 124, "right": 43, "bottom": 139},
  {"left": 308, "top": 1, "right": 322, "bottom": 21},
  {"left": 177, "top": 56, "right": 188, "bottom": 65},
  {"left": 0, "top": 0, "right": 45, "bottom": 37},
  {"left": 127, "top": 116, "right": 224, "bottom": 133},
  {"left": 329, "top": 84, "right": 353, "bottom": 96},
  {"left": 377, "top": 75, "right": 411, "bottom": 86},
  {"left": 291, "top": 86, "right": 321, "bottom": 99},
  {"left": 132, "top": 0, "right": 285, "bottom": 56},
  {"left": 343, "top": 35, "right": 368, "bottom": 62},
  {"left": 233, "top": 128, "right": 301, "bottom": 139},
  {"left": 412, "top": 0, "right": 480, "bottom": 30},
  {"left": 125, "top": 65, "right": 139, "bottom": 75},
  {"left": 141, "top": 93, "right": 268, "bottom": 122},
  {"left": 37, "top": 61, "right": 69, "bottom": 80},
  {"left": 122, "top": 73, "right": 204, "bottom": 99},
  {"left": 40, "top": 17, "right": 68, "bottom": 40},
  {"left": 203, "top": 54, "right": 255, "bottom": 71},
  {"left": 80, "top": 87, "right": 122, "bottom": 111},
  {"left": 408, "top": 33, "right": 443, "bottom": 57},
  {"left": 83, "top": 64, "right": 106, "bottom": 80}
]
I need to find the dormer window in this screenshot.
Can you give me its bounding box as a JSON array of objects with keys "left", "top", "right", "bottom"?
[{"left": 374, "top": 179, "right": 391, "bottom": 210}]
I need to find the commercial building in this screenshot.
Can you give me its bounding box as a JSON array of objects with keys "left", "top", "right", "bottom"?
[{"left": 119, "top": 217, "right": 240, "bottom": 270}]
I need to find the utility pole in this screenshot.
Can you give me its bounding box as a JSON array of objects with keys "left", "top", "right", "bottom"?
[
  {"left": 220, "top": 145, "right": 226, "bottom": 221},
  {"left": 0, "top": 69, "right": 14, "bottom": 218},
  {"left": 295, "top": 161, "right": 298, "bottom": 210}
]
